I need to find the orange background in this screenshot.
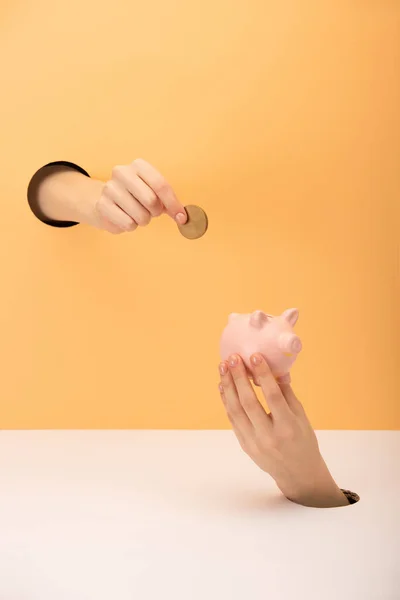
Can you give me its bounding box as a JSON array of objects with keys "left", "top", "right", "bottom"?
[{"left": 1, "top": 1, "right": 399, "bottom": 429}]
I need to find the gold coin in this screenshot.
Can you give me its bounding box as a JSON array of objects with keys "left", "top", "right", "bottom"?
[{"left": 178, "top": 205, "right": 208, "bottom": 240}]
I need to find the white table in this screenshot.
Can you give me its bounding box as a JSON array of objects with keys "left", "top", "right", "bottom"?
[{"left": 0, "top": 431, "right": 399, "bottom": 599}]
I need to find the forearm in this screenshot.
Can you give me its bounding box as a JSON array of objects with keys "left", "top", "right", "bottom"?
[{"left": 29, "top": 164, "right": 104, "bottom": 227}]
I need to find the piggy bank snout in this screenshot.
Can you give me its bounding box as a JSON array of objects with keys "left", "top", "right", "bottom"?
[{"left": 278, "top": 333, "right": 302, "bottom": 355}]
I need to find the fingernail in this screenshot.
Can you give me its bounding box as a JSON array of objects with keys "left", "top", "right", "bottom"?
[
  {"left": 219, "top": 362, "right": 228, "bottom": 375},
  {"left": 218, "top": 383, "right": 224, "bottom": 394},
  {"left": 251, "top": 354, "right": 262, "bottom": 366},
  {"left": 229, "top": 355, "right": 239, "bottom": 368},
  {"left": 175, "top": 212, "right": 186, "bottom": 225}
]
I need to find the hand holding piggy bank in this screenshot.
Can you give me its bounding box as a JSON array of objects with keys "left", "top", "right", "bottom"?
[{"left": 220, "top": 309, "right": 302, "bottom": 384}]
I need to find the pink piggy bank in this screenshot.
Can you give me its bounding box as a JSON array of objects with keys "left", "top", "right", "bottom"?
[{"left": 220, "top": 308, "right": 302, "bottom": 384}]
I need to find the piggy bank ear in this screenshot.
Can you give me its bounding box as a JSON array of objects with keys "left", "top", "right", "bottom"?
[
  {"left": 281, "top": 308, "right": 299, "bottom": 327},
  {"left": 249, "top": 310, "right": 269, "bottom": 329}
]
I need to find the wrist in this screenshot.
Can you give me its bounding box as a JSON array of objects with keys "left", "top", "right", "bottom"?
[
  {"left": 35, "top": 165, "right": 104, "bottom": 227},
  {"left": 74, "top": 178, "right": 105, "bottom": 228},
  {"left": 277, "top": 461, "right": 349, "bottom": 508},
  {"left": 282, "top": 480, "right": 349, "bottom": 508}
]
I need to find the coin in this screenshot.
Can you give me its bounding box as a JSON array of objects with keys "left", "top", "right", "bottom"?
[{"left": 177, "top": 205, "right": 208, "bottom": 240}]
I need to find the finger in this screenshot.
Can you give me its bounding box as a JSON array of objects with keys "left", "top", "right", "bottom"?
[
  {"left": 219, "top": 361, "right": 253, "bottom": 439},
  {"left": 250, "top": 354, "right": 293, "bottom": 421},
  {"left": 219, "top": 383, "right": 248, "bottom": 450},
  {"left": 97, "top": 196, "right": 137, "bottom": 232},
  {"left": 112, "top": 167, "right": 163, "bottom": 217},
  {"left": 219, "top": 384, "right": 250, "bottom": 451},
  {"left": 228, "top": 355, "right": 272, "bottom": 432},
  {"left": 132, "top": 158, "right": 187, "bottom": 224},
  {"left": 101, "top": 217, "right": 125, "bottom": 235},
  {"left": 278, "top": 382, "right": 306, "bottom": 417},
  {"left": 105, "top": 181, "right": 151, "bottom": 227}
]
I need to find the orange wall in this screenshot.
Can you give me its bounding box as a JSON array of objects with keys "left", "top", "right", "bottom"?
[{"left": 1, "top": 1, "right": 399, "bottom": 429}]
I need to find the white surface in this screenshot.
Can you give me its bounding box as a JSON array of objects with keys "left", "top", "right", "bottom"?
[{"left": 0, "top": 430, "right": 399, "bottom": 599}]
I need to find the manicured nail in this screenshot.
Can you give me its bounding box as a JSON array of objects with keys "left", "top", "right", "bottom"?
[
  {"left": 219, "top": 362, "right": 228, "bottom": 375},
  {"left": 175, "top": 212, "right": 186, "bottom": 225},
  {"left": 218, "top": 383, "right": 224, "bottom": 394},
  {"left": 229, "top": 355, "right": 239, "bottom": 368},
  {"left": 251, "top": 354, "right": 262, "bottom": 366}
]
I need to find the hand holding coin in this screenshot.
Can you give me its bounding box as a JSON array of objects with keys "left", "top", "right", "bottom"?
[{"left": 177, "top": 205, "right": 208, "bottom": 240}]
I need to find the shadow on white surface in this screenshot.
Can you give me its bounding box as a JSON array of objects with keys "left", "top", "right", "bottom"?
[{"left": 0, "top": 430, "right": 399, "bottom": 599}]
